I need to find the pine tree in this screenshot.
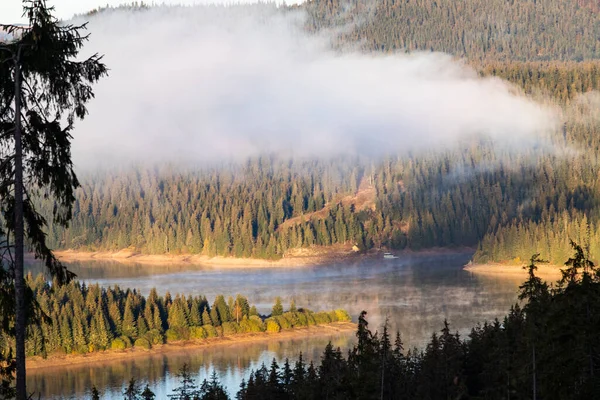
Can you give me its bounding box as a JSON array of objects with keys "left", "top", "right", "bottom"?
[
  {"left": 189, "top": 298, "right": 202, "bottom": 327},
  {"left": 59, "top": 314, "right": 73, "bottom": 354},
  {"left": 109, "top": 302, "right": 123, "bottom": 336},
  {"left": 202, "top": 309, "right": 212, "bottom": 326},
  {"left": 0, "top": 2, "right": 106, "bottom": 397},
  {"left": 271, "top": 297, "right": 283, "bottom": 317},
  {"left": 168, "top": 363, "right": 199, "bottom": 400},
  {"left": 141, "top": 385, "right": 156, "bottom": 400},
  {"left": 214, "top": 295, "right": 231, "bottom": 324},
  {"left": 199, "top": 371, "right": 229, "bottom": 400},
  {"left": 210, "top": 307, "right": 220, "bottom": 327},
  {"left": 123, "top": 378, "right": 141, "bottom": 400},
  {"left": 91, "top": 386, "right": 100, "bottom": 400},
  {"left": 122, "top": 297, "right": 138, "bottom": 339}
]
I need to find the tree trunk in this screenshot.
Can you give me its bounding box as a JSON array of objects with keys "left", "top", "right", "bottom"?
[
  {"left": 532, "top": 344, "right": 536, "bottom": 400},
  {"left": 13, "top": 46, "right": 27, "bottom": 400}
]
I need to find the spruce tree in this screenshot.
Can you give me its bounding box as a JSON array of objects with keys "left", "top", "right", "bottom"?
[
  {"left": 122, "top": 297, "right": 138, "bottom": 339},
  {"left": 140, "top": 385, "right": 155, "bottom": 400},
  {"left": 271, "top": 297, "right": 283, "bottom": 317},
  {"left": 90, "top": 386, "right": 100, "bottom": 400},
  {"left": 202, "top": 309, "right": 212, "bottom": 326},
  {"left": 199, "top": 371, "right": 229, "bottom": 400},
  {"left": 168, "top": 363, "right": 199, "bottom": 400},
  {"left": 0, "top": 2, "right": 106, "bottom": 397},
  {"left": 123, "top": 378, "right": 141, "bottom": 400}
]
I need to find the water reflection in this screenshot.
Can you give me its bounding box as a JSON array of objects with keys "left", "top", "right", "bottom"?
[
  {"left": 26, "top": 253, "right": 523, "bottom": 399},
  {"left": 28, "top": 334, "right": 351, "bottom": 399}
]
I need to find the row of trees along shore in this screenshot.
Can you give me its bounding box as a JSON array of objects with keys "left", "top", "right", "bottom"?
[
  {"left": 2, "top": 0, "right": 600, "bottom": 398},
  {"left": 0, "top": 273, "right": 350, "bottom": 358},
  {"left": 36, "top": 60, "right": 600, "bottom": 264},
  {"left": 20, "top": 0, "right": 599, "bottom": 268},
  {"left": 98, "top": 243, "right": 600, "bottom": 400}
]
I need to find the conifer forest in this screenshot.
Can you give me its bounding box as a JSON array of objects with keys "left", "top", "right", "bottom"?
[{"left": 2, "top": 0, "right": 600, "bottom": 399}]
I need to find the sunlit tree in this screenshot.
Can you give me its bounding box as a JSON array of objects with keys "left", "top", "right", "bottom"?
[{"left": 0, "top": 1, "right": 106, "bottom": 397}]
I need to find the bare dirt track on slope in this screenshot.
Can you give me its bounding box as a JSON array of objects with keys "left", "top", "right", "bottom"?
[{"left": 277, "top": 178, "right": 376, "bottom": 232}]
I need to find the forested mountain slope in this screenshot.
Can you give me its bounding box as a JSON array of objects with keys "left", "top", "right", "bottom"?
[
  {"left": 48, "top": 1, "right": 600, "bottom": 264},
  {"left": 305, "top": 0, "right": 600, "bottom": 61}
]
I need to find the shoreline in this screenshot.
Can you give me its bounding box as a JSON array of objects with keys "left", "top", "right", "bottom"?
[
  {"left": 464, "top": 263, "right": 563, "bottom": 281},
  {"left": 27, "top": 322, "right": 356, "bottom": 371},
  {"left": 51, "top": 246, "right": 357, "bottom": 268},
  {"left": 48, "top": 246, "right": 475, "bottom": 268}
]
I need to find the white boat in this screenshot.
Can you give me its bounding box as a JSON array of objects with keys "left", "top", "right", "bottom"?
[{"left": 383, "top": 252, "right": 398, "bottom": 259}]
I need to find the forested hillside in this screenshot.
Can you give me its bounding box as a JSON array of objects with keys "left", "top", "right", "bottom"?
[
  {"left": 47, "top": 0, "right": 600, "bottom": 265},
  {"left": 305, "top": 0, "right": 600, "bottom": 61}
]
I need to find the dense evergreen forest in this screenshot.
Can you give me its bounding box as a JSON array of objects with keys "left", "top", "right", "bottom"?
[
  {"left": 235, "top": 251, "right": 600, "bottom": 400},
  {"left": 103, "top": 245, "right": 600, "bottom": 400},
  {"left": 50, "top": 0, "right": 600, "bottom": 265},
  {"left": 304, "top": 0, "right": 600, "bottom": 61},
  {"left": 41, "top": 65, "right": 600, "bottom": 265},
  {"left": 0, "top": 274, "right": 349, "bottom": 358}
]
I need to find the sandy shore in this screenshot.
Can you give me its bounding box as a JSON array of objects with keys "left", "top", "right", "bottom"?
[
  {"left": 464, "top": 263, "right": 563, "bottom": 281},
  {"left": 51, "top": 246, "right": 359, "bottom": 268},
  {"left": 50, "top": 246, "right": 474, "bottom": 268},
  {"left": 27, "top": 322, "right": 356, "bottom": 370}
]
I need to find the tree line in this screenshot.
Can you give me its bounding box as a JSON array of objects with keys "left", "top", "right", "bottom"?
[
  {"left": 39, "top": 67, "right": 600, "bottom": 264},
  {"left": 106, "top": 243, "right": 600, "bottom": 399},
  {"left": 304, "top": 0, "right": 600, "bottom": 61},
  {"left": 2, "top": 1, "right": 599, "bottom": 398},
  {"left": 0, "top": 273, "right": 350, "bottom": 360},
  {"left": 20, "top": 2, "right": 597, "bottom": 267},
  {"left": 236, "top": 244, "right": 600, "bottom": 399}
]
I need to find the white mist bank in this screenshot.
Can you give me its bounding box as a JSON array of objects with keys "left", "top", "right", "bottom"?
[{"left": 71, "top": 5, "right": 559, "bottom": 168}]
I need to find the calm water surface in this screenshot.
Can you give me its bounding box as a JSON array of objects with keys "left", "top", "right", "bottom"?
[{"left": 26, "top": 253, "right": 524, "bottom": 399}]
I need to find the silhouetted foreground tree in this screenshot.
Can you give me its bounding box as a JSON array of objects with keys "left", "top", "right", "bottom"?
[
  {"left": 233, "top": 242, "right": 600, "bottom": 399},
  {"left": 82, "top": 243, "right": 600, "bottom": 399},
  {"left": 0, "top": 0, "right": 106, "bottom": 398},
  {"left": 166, "top": 364, "right": 227, "bottom": 400}
]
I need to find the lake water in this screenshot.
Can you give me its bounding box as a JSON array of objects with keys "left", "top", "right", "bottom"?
[{"left": 26, "top": 252, "right": 525, "bottom": 399}]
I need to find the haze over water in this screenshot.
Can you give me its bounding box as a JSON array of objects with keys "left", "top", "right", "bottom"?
[{"left": 25, "top": 253, "right": 526, "bottom": 399}]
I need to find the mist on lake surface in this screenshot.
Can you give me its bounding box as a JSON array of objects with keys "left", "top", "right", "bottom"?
[{"left": 27, "top": 253, "right": 524, "bottom": 399}]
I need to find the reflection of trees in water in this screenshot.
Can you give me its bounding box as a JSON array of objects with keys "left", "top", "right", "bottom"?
[
  {"left": 27, "top": 334, "right": 353, "bottom": 399},
  {"left": 27, "top": 253, "right": 526, "bottom": 398},
  {"left": 25, "top": 260, "right": 207, "bottom": 280}
]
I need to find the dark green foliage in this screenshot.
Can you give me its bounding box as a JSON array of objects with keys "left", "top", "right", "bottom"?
[
  {"left": 168, "top": 363, "right": 199, "bottom": 400},
  {"left": 198, "top": 371, "right": 229, "bottom": 400},
  {"left": 36, "top": 81, "right": 600, "bottom": 265},
  {"left": 0, "top": 275, "right": 346, "bottom": 358},
  {"left": 141, "top": 385, "right": 156, "bottom": 400},
  {"left": 305, "top": 0, "right": 600, "bottom": 61},
  {"left": 236, "top": 245, "right": 600, "bottom": 400},
  {"left": 90, "top": 386, "right": 100, "bottom": 400},
  {"left": 271, "top": 297, "right": 283, "bottom": 317},
  {"left": 1, "top": 1, "right": 107, "bottom": 397},
  {"left": 123, "top": 378, "right": 141, "bottom": 400}
]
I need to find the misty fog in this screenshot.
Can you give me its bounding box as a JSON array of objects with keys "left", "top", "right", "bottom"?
[{"left": 72, "top": 5, "right": 559, "bottom": 168}]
